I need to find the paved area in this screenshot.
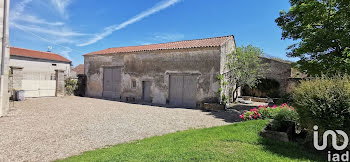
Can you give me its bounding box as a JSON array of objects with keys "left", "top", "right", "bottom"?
[
  {"left": 227, "top": 102, "right": 268, "bottom": 112},
  {"left": 0, "top": 96, "right": 230, "bottom": 162}
]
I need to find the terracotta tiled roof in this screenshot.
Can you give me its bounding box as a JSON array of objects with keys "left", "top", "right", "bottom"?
[
  {"left": 85, "top": 35, "right": 234, "bottom": 56},
  {"left": 72, "top": 64, "right": 84, "bottom": 75},
  {"left": 10, "top": 47, "right": 71, "bottom": 63}
]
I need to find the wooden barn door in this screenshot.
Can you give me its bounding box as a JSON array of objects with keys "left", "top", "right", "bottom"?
[
  {"left": 142, "top": 81, "right": 151, "bottom": 102},
  {"left": 169, "top": 74, "right": 197, "bottom": 108},
  {"left": 103, "top": 67, "right": 121, "bottom": 99},
  {"left": 182, "top": 75, "right": 197, "bottom": 107},
  {"left": 169, "top": 75, "right": 183, "bottom": 106}
]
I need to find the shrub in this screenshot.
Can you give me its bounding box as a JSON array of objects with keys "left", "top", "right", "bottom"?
[
  {"left": 271, "top": 108, "right": 299, "bottom": 131},
  {"left": 275, "top": 93, "right": 294, "bottom": 105},
  {"left": 65, "top": 78, "right": 78, "bottom": 96},
  {"left": 239, "top": 103, "right": 295, "bottom": 121},
  {"left": 273, "top": 108, "right": 298, "bottom": 122},
  {"left": 292, "top": 76, "right": 350, "bottom": 134}
]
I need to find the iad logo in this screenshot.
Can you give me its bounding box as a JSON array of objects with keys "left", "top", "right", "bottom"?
[
  {"left": 314, "top": 125, "right": 349, "bottom": 150},
  {"left": 313, "top": 125, "right": 349, "bottom": 162}
]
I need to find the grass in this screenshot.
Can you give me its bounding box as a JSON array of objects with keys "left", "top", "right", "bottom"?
[{"left": 59, "top": 120, "right": 323, "bottom": 162}]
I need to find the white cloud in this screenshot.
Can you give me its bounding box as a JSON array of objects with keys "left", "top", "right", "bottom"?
[
  {"left": 134, "top": 33, "right": 184, "bottom": 46},
  {"left": 10, "top": 0, "right": 87, "bottom": 45},
  {"left": 153, "top": 33, "right": 184, "bottom": 42},
  {"left": 10, "top": 0, "right": 181, "bottom": 55},
  {"left": 50, "top": 0, "right": 72, "bottom": 18},
  {"left": 60, "top": 48, "right": 72, "bottom": 60},
  {"left": 15, "top": 15, "right": 64, "bottom": 26},
  {"left": 11, "top": 0, "right": 33, "bottom": 18},
  {"left": 11, "top": 23, "right": 88, "bottom": 37},
  {"left": 137, "top": 41, "right": 153, "bottom": 45},
  {"left": 77, "top": 0, "right": 180, "bottom": 46},
  {"left": 10, "top": 0, "right": 64, "bottom": 26}
]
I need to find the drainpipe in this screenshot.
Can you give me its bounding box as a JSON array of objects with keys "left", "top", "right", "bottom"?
[{"left": 1, "top": 0, "right": 9, "bottom": 75}]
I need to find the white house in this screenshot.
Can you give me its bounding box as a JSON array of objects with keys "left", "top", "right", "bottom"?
[
  {"left": 9, "top": 47, "right": 71, "bottom": 98},
  {"left": 10, "top": 47, "right": 71, "bottom": 75}
]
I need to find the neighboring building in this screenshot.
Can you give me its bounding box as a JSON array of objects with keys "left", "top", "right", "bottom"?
[
  {"left": 9, "top": 47, "right": 70, "bottom": 98},
  {"left": 260, "top": 57, "right": 293, "bottom": 94},
  {"left": 84, "top": 35, "right": 236, "bottom": 108},
  {"left": 71, "top": 64, "right": 84, "bottom": 77},
  {"left": 242, "top": 57, "right": 305, "bottom": 98},
  {"left": 261, "top": 57, "right": 307, "bottom": 95},
  {"left": 10, "top": 47, "right": 72, "bottom": 75}
]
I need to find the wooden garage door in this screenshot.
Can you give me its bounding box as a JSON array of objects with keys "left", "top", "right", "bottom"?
[
  {"left": 169, "top": 75, "right": 197, "bottom": 108},
  {"left": 103, "top": 67, "right": 121, "bottom": 99}
]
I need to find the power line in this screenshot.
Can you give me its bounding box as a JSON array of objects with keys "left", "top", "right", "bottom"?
[{"left": 11, "top": 23, "right": 87, "bottom": 54}]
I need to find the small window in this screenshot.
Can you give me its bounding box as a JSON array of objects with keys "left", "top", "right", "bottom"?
[
  {"left": 131, "top": 80, "right": 137, "bottom": 88},
  {"left": 52, "top": 64, "right": 57, "bottom": 66}
]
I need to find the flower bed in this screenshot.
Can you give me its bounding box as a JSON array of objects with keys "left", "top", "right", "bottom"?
[
  {"left": 240, "top": 103, "right": 299, "bottom": 142},
  {"left": 239, "top": 103, "right": 294, "bottom": 121}
]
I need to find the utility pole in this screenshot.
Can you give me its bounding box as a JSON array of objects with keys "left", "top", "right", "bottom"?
[{"left": 0, "top": 0, "right": 10, "bottom": 117}]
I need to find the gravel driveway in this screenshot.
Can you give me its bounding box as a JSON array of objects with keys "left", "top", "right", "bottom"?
[{"left": 0, "top": 96, "right": 230, "bottom": 162}]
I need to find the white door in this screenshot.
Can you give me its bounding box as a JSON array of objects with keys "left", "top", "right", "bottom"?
[{"left": 22, "top": 80, "right": 56, "bottom": 97}]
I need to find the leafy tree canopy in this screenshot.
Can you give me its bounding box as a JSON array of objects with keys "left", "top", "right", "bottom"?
[
  {"left": 224, "top": 45, "right": 266, "bottom": 102},
  {"left": 275, "top": 0, "right": 350, "bottom": 76}
]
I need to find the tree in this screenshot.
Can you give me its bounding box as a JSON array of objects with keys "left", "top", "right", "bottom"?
[
  {"left": 275, "top": 0, "right": 350, "bottom": 76},
  {"left": 222, "top": 45, "right": 265, "bottom": 102}
]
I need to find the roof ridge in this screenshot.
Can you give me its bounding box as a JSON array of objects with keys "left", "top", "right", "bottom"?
[
  {"left": 85, "top": 35, "right": 235, "bottom": 56},
  {"left": 260, "top": 56, "right": 292, "bottom": 64},
  {"left": 74, "top": 64, "right": 84, "bottom": 68},
  {"left": 10, "top": 46, "right": 60, "bottom": 55},
  {"left": 10, "top": 47, "right": 71, "bottom": 63},
  {"left": 107, "top": 35, "right": 234, "bottom": 49}
]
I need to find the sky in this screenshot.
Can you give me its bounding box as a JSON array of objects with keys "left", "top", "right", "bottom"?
[{"left": 9, "top": 0, "right": 296, "bottom": 67}]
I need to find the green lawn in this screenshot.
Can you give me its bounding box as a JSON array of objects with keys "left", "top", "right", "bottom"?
[{"left": 59, "top": 120, "right": 322, "bottom": 162}]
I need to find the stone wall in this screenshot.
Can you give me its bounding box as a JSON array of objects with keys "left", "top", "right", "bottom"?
[
  {"left": 9, "top": 66, "right": 23, "bottom": 90},
  {"left": 84, "top": 46, "right": 234, "bottom": 106},
  {"left": 220, "top": 36, "right": 238, "bottom": 102},
  {"left": 260, "top": 57, "right": 292, "bottom": 95},
  {"left": 55, "top": 70, "right": 65, "bottom": 97}
]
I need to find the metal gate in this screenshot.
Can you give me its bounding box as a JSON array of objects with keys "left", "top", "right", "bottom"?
[
  {"left": 103, "top": 67, "right": 121, "bottom": 99},
  {"left": 21, "top": 72, "right": 56, "bottom": 98},
  {"left": 169, "top": 74, "right": 197, "bottom": 108}
]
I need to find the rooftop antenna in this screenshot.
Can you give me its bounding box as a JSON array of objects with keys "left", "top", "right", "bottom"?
[{"left": 47, "top": 46, "right": 53, "bottom": 52}]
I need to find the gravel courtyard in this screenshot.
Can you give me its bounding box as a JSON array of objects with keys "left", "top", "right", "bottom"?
[{"left": 0, "top": 96, "right": 230, "bottom": 162}]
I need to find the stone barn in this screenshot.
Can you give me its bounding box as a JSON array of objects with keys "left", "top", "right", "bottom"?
[{"left": 84, "top": 35, "right": 236, "bottom": 108}]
